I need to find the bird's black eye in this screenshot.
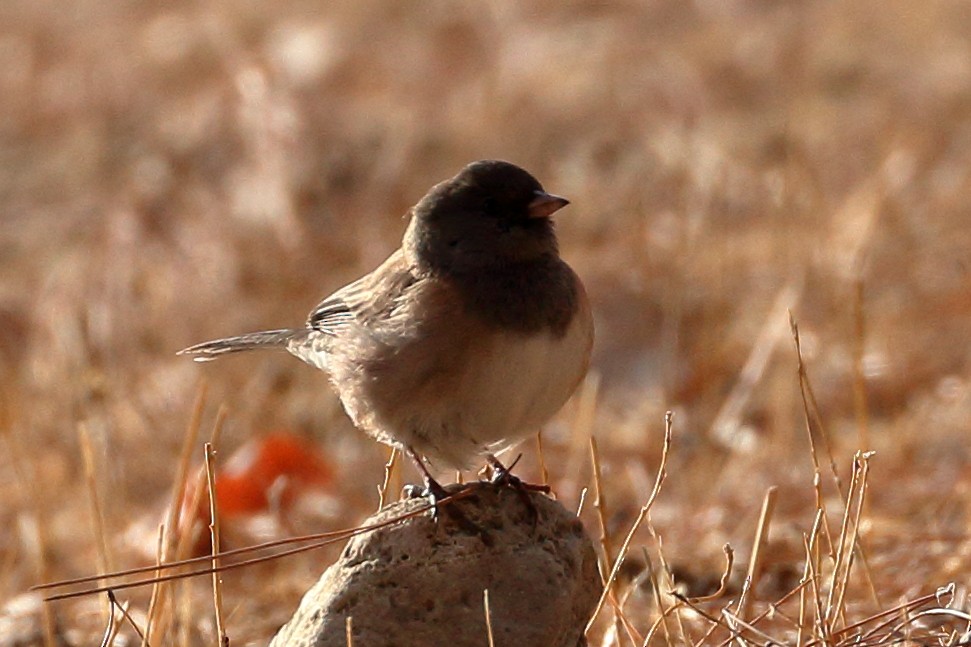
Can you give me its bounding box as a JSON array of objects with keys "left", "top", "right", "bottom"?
[
  {"left": 483, "top": 197, "right": 497, "bottom": 214},
  {"left": 448, "top": 239, "right": 459, "bottom": 248}
]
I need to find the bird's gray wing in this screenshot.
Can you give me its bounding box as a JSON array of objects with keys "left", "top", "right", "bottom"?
[{"left": 307, "top": 249, "right": 419, "bottom": 337}]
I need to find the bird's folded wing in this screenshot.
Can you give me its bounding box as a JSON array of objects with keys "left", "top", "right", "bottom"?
[{"left": 307, "top": 249, "right": 419, "bottom": 336}]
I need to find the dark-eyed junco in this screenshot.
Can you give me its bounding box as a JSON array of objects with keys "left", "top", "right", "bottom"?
[{"left": 180, "top": 160, "right": 593, "bottom": 497}]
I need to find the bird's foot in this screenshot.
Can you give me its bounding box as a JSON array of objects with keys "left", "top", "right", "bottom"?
[
  {"left": 401, "top": 475, "right": 451, "bottom": 519},
  {"left": 409, "top": 481, "right": 490, "bottom": 543},
  {"left": 486, "top": 454, "right": 551, "bottom": 493},
  {"left": 403, "top": 447, "right": 452, "bottom": 519},
  {"left": 485, "top": 454, "right": 548, "bottom": 524},
  {"left": 402, "top": 464, "right": 490, "bottom": 543}
]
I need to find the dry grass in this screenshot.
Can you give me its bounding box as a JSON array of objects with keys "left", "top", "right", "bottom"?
[{"left": 2, "top": 0, "right": 971, "bottom": 644}]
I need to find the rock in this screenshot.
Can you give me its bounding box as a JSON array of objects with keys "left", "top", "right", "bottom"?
[{"left": 270, "top": 481, "right": 600, "bottom": 647}]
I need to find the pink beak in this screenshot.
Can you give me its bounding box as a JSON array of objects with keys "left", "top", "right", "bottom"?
[{"left": 528, "top": 191, "right": 570, "bottom": 219}]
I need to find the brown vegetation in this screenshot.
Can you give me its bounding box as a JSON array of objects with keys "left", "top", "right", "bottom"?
[{"left": 2, "top": 0, "right": 970, "bottom": 644}]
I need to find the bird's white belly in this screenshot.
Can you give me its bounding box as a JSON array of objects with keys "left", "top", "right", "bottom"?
[{"left": 402, "top": 313, "right": 592, "bottom": 469}]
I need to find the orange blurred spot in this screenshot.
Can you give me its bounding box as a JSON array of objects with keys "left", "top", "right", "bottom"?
[
  {"left": 177, "top": 431, "right": 334, "bottom": 552},
  {"left": 216, "top": 430, "right": 334, "bottom": 515}
]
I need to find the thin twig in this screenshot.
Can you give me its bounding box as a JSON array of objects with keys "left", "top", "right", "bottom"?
[
  {"left": 78, "top": 422, "right": 113, "bottom": 629},
  {"left": 565, "top": 371, "right": 600, "bottom": 501},
  {"left": 652, "top": 528, "right": 689, "bottom": 647},
  {"left": 710, "top": 282, "right": 802, "bottom": 450},
  {"left": 576, "top": 487, "right": 588, "bottom": 517},
  {"left": 642, "top": 548, "right": 673, "bottom": 647},
  {"left": 2, "top": 417, "right": 59, "bottom": 647},
  {"left": 689, "top": 544, "right": 734, "bottom": 603},
  {"left": 378, "top": 447, "right": 398, "bottom": 510},
  {"left": 590, "top": 436, "right": 614, "bottom": 588},
  {"left": 535, "top": 431, "right": 549, "bottom": 488},
  {"left": 585, "top": 411, "right": 673, "bottom": 635},
  {"left": 887, "top": 608, "right": 971, "bottom": 638},
  {"left": 108, "top": 590, "right": 147, "bottom": 644},
  {"left": 78, "top": 422, "right": 112, "bottom": 575},
  {"left": 614, "top": 599, "right": 645, "bottom": 646},
  {"left": 205, "top": 442, "right": 227, "bottom": 645},
  {"left": 825, "top": 456, "right": 862, "bottom": 628},
  {"left": 484, "top": 589, "right": 495, "bottom": 647},
  {"left": 641, "top": 567, "right": 686, "bottom": 647},
  {"left": 590, "top": 436, "right": 640, "bottom": 644},
  {"left": 803, "top": 534, "right": 829, "bottom": 643},
  {"left": 99, "top": 593, "right": 118, "bottom": 647},
  {"left": 694, "top": 601, "right": 734, "bottom": 647},
  {"left": 141, "top": 524, "right": 165, "bottom": 647},
  {"left": 822, "top": 588, "right": 943, "bottom": 645},
  {"left": 737, "top": 486, "right": 777, "bottom": 620},
  {"left": 729, "top": 577, "right": 751, "bottom": 647},
  {"left": 718, "top": 578, "right": 813, "bottom": 647},
  {"left": 851, "top": 275, "right": 870, "bottom": 452},
  {"left": 793, "top": 314, "right": 882, "bottom": 618},
  {"left": 722, "top": 608, "right": 786, "bottom": 646},
  {"left": 40, "top": 489, "right": 476, "bottom": 601},
  {"left": 833, "top": 453, "right": 874, "bottom": 630},
  {"left": 149, "top": 382, "right": 207, "bottom": 645},
  {"left": 797, "top": 509, "right": 823, "bottom": 647},
  {"left": 789, "top": 314, "right": 836, "bottom": 562},
  {"left": 166, "top": 382, "right": 208, "bottom": 558},
  {"left": 674, "top": 593, "right": 735, "bottom": 637}
]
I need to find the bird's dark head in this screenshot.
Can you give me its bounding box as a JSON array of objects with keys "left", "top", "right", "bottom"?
[{"left": 405, "top": 160, "right": 569, "bottom": 273}]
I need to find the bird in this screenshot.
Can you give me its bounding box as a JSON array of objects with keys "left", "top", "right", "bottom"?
[{"left": 179, "top": 160, "right": 594, "bottom": 500}]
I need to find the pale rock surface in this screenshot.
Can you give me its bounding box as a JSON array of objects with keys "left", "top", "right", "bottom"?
[{"left": 270, "top": 481, "right": 600, "bottom": 647}]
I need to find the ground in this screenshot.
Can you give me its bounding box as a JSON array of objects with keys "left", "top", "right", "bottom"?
[{"left": 1, "top": 0, "right": 970, "bottom": 645}]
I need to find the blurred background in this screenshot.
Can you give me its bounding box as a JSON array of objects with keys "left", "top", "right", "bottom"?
[{"left": 2, "top": 0, "right": 970, "bottom": 644}]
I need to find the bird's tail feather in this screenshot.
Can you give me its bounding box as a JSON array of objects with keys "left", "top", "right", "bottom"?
[{"left": 178, "top": 329, "right": 305, "bottom": 362}]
